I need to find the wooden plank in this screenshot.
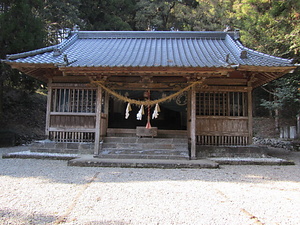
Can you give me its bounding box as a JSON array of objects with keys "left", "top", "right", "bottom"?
[
  {"left": 50, "top": 112, "right": 96, "bottom": 116},
  {"left": 196, "top": 116, "right": 248, "bottom": 120},
  {"left": 49, "top": 128, "right": 95, "bottom": 132},
  {"left": 51, "top": 83, "right": 95, "bottom": 88},
  {"left": 196, "top": 131, "right": 249, "bottom": 136},
  {"left": 107, "top": 128, "right": 136, "bottom": 134},
  {"left": 81, "top": 89, "right": 84, "bottom": 112},
  {"left": 53, "top": 88, "right": 57, "bottom": 112},
  {"left": 90, "top": 89, "right": 94, "bottom": 113},
  {"left": 58, "top": 89, "right": 62, "bottom": 112}
]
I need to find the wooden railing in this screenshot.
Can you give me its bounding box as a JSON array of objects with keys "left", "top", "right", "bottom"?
[
  {"left": 196, "top": 116, "right": 249, "bottom": 145},
  {"left": 195, "top": 89, "right": 251, "bottom": 146},
  {"left": 196, "top": 135, "right": 249, "bottom": 146},
  {"left": 47, "top": 85, "right": 101, "bottom": 143},
  {"left": 49, "top": 130, "right": 95, "bottom": 142}
]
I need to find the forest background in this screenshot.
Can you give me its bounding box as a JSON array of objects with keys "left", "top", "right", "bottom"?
[{"left": 0, "top": 0, "right": 299, "bottom": 142}]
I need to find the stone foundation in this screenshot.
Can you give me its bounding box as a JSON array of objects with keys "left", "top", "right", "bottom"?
[
  {"left": 30, "top": 140, "right": 94, "bottom": 154},
  {"left": 196, "top": 145, "right": 268, "bottom": 158}
]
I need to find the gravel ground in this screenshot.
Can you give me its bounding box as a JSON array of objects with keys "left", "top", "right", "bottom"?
[{"left": 1, "top": 146, "right": 300, "bottom": 225}]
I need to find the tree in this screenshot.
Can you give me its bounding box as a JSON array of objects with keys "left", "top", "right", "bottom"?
[
  {"left": 42, "top": 0, "right": 82, "bottom": 44},
  {"left": 260, "top": 75, "right": 300, "bottom": 131},
  {"left": 0, "top": 0, "right": 46, "bottom": 121},
  {"left": 233, "top": 0, "right": 299, "bottom": 58},
  {"left": 231, "top": 0, "right": 300, "bottom": 129},
  {"left": 135, "top": 0, "right": 198, "bottom": 31},
  {"left": 79, "top": 0, "right": 137, "bottom": 31}
]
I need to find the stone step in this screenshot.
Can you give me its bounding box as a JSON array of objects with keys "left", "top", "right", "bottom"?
[
  {"left": 99, "top": 136, "right": 190, "bottom": 160},
  {"left": 102, "top": 137, "right": 188, "bottom": 144},
  {"left": 98, "top": 147, "right": 189, "bottom": 160},
  {"left": 101, "top": 148, "right": 189, "bottom": 155},
  {"left": 96, "top": 149, "right": 189, "bottom": 160},
  {"left": 106, "top": 128, "right": 188, "bottom": 139},
  {"left": 96, "top": 154, "right": 189, "bottom": 160},
  {"left": 102, "top": 142, "right": 187, "bottom": 150},
  {"left": 69, "top": 156, "right": 220, "bottom": 169}
]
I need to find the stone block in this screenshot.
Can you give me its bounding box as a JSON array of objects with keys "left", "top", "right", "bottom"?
[
  {"left": 136, "top": 127, "right": 157, "bottom": 137},
  {"left": 67, "top": 143, "right": 80, "bottom": 150},
  {"left": 79, "top": 143, "right": 93, "bottom": 150},
  {"left": 56, "top": 143, "right": 67, "bottom": 149},
  {"left": 44, "top": 142, "right": 56, "bottom": 148}
]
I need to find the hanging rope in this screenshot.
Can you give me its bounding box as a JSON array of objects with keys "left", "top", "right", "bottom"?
[{"left": 90, "top": 79, "right": 204, "bottom": 106}]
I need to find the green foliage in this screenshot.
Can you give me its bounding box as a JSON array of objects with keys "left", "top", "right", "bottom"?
[
  {"left": 42, "top": 0, "right": 82, "bottom": 44},
  {"left": 79, "top": 0, "right": 137, "bottom": 31},
  {"left": 0, "top": 0, "right": 45, "bottom": 56},
  {"left": 260, "top": 74, "right": 300, "bottom": 118},
  {"left": 233, "top": 0, "right": 300, "bottom": 58},
  {"left": 135, "top": 0, "right": 198, "bottom": 30},
  {"left": 0, "top": 0, "right": 47, "bottom": 121}
]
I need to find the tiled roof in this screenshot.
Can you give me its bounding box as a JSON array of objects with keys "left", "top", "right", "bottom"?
[{"left": 5, "top": 31, "right": 295, "bottom": 68}]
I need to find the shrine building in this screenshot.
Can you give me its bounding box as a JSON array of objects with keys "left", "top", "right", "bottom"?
[{"left": 4, "top": 30, "right": 298, "bottom": 159}]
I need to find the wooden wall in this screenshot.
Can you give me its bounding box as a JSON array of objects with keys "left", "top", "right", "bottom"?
[
  {"left": 195, "top": 88, "right": 251, "bottom": 146},
  {"left": 46, "top": 83, "right": 107, "bottom": 143}
]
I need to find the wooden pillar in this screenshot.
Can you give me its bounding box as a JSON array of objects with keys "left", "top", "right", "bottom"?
[
  {"left": 104, "top": 91, "right": 109, "bottom": 115},
  {"left": 94, "top": 86, "right": 103, "bottom": 155},
  {"left": 45, "top": 79, "right": 52, "bottom": 139},
  {"left": 297, "top": 115, "right": 300, "bottom": 138},
  {"left": 187, "top": 90, "right": 191, "bottom": 139},
  {"left": 103, "top": 91, "right": 110, "bottom": 136},
  {"left": 190, "top": 85, "right": 197, "bottom": 159},
  {"left": 247, "top": 86, "right": 253, "bottom": 145}
]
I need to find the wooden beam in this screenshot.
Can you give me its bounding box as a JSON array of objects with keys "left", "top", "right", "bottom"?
[
  {"left": 49, "top": 128, "right": 95, "bottom": 132},
  {"left": 196, "top": 86, "right": 250, "bottom": 92},
  {"left": 49, "top": 112, "right": 96, "bottom": 116},
  {"left": 51, "top": 83, "right": 94, "bottom": 88},
  {"left": 238, "top": 65, "right": 296, "bottom": 73},
  {"left": 204, "top": 78, "right": 248, "bottom": 85},
  {"left": 52, "top": 76, "right": 90, "bottom": 83},
  {"left": 59, "top": 66, "right": 236, "bottom": 76}
]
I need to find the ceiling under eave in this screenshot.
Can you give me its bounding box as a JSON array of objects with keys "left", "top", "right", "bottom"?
[{"left": 8, "top": 62, "right": 296, "bottom": 90}]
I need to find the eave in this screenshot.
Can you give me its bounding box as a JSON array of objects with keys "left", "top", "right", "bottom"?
[{"left": 5, "top": 62, "right": 297, "bottom": 90}]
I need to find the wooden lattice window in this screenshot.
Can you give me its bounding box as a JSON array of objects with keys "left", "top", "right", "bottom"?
[
  {"left": 51, "top": 88, "right": 96, "bottom": 113},
  {"left": 196, "top": 92, "right": 247, "bottom": 117}
]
